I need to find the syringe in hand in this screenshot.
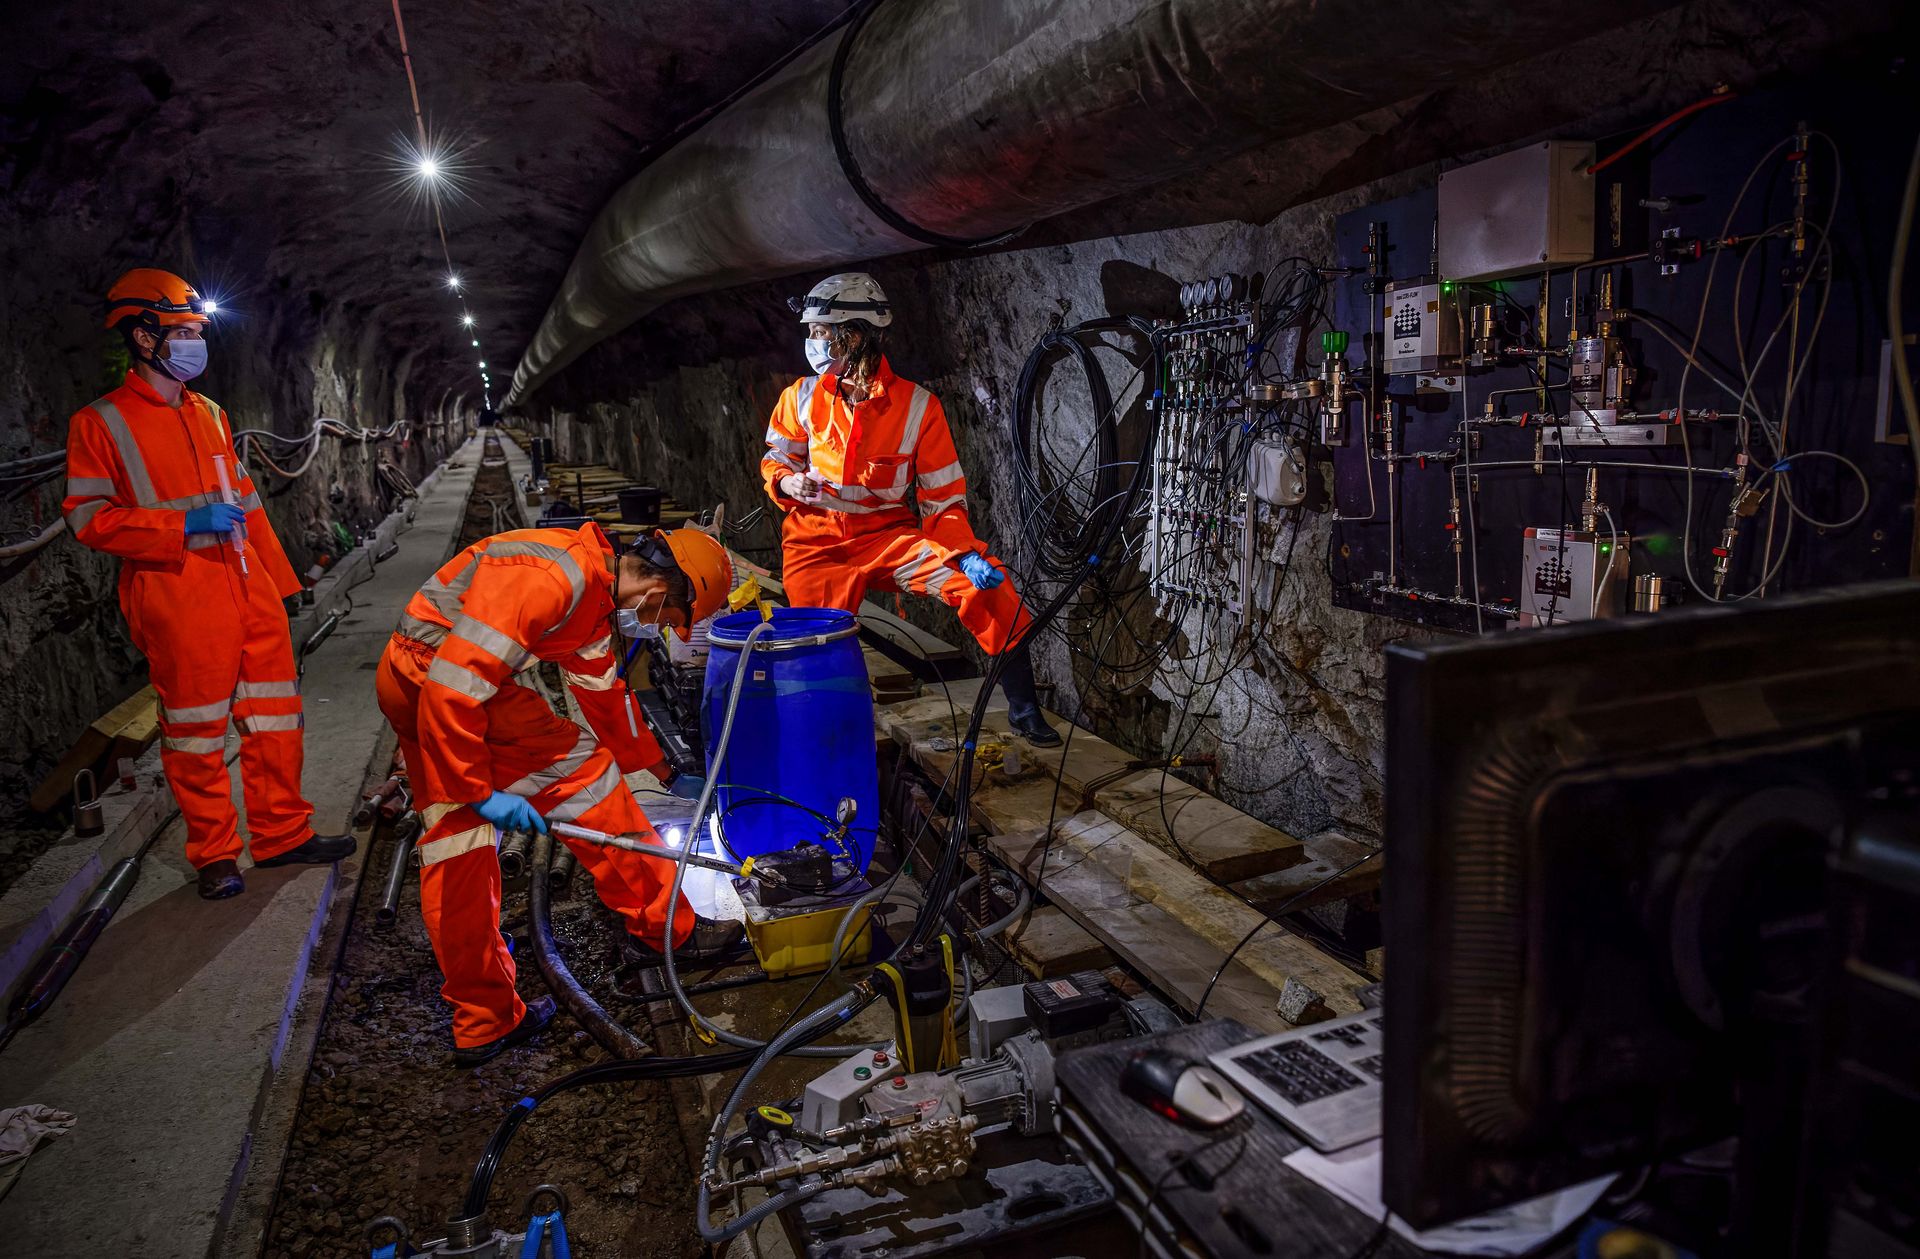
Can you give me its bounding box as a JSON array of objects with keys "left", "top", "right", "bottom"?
[{"left": 211, "top": 454, "right": 250, "bottom": 575}]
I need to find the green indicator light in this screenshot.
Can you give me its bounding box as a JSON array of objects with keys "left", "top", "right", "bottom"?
[{"left": 1441, "top": 281, "right": 1454, "bottom": 293}]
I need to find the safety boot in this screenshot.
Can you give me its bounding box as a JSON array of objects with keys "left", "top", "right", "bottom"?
[
  {"left": 451, "top": 996, "right": 556, "bottom": 1068},
  {"left": 255, "top": 831, "right": 358, "bottom": 867},
  {"left": 622, "top": 916, "right": 747, "bottom": 967},
  {"left": 197, "top": 859, "right": 244, "bottom": 900},
  {"left": 998, "top": 644, "right": 1062, "bottom": 747}
]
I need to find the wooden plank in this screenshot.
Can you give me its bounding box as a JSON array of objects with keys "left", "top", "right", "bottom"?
[
  {"left": 29, "top": 685, "right": 159, "bottom": 812},
  {"left": 1229, "top": 829, "right": 1384, "bottom": 914},
  {"left": 1094, "top": 770, "right": 1306, "bottom": 882},
  {"left": 992, "top": 812, "right": 1367, "bottom": 1029},
  {"left": 1001, "top": 905, "right": 1116, "bottom": 978}
]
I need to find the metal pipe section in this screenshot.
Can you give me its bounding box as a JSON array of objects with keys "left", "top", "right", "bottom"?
[
  {"left": 498, "top": 829, "right": 532, "bottom": 879},
  {"left": 508, "top": 0, "right": 1679, "bottom": 404},
  {"left": 547, "top": 847, "right": 578, "bottom": 898},
  {"left": 374, "top": 813, "right": 422, "bottom": 929}
]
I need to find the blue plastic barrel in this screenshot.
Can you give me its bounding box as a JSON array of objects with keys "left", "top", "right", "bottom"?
[{"left": 701, "top": 608, "right": 878, "bottom": 870}]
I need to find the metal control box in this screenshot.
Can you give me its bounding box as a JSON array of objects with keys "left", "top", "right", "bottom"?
[
  {"left": 1516, "top": 527, "right": 1630, "bottom": 627},
  {"left": 1439, "top": 141, "right": 1597, "bottom": 281},
  {"left": 1384, "top": 280, "right": 1463, "bottom": 375}
]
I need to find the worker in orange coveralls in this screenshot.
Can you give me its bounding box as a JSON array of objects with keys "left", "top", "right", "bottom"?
[
  {"left": 376, "top": 521, "right": 741, "bottom": 1065},
  {"left": 761, "top": 273, "right": 1059, "bottom": 746},
  {"left": 63, "top": 268, "right": 355, "bottom": 902}
]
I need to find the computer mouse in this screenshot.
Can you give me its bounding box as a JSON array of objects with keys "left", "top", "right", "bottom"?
[{"left": 1120, "top": 1048, "right": 1246, "bottom": 1128}]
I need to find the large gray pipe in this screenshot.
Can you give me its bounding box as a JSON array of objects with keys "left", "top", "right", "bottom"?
[{"left": 509, "top": 0, "right": 1678, "bottom": 405}]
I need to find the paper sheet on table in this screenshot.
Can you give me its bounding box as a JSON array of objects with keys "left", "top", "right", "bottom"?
[{"left": 1283, "top": 1139, "right": 1609, "bottom": 1255}]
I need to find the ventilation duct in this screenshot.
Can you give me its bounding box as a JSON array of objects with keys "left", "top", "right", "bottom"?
[{"left": 508, "top": 0, "right": 1680, "bottom": 405}]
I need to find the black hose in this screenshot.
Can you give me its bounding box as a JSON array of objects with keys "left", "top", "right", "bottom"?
[
  {"left": 460, "top": 1044, "right": 761, "bottom": 1220},
  {"left": 526, "top": 832, "right": 648, "bottom": 1059}
]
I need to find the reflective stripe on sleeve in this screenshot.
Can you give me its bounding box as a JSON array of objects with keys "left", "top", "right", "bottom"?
[
  {"left": 923, "top": 563, "right": 956, "bottom": 597},
  {"left": 65, "top": 500, "right": 106, "bottom": 532},
  {"left": 449, "top": 614, "right": 532, "bottom": 672},
  {"left": 397, "top": 614, "right": 450, "bottom": 645},
  {"left": 896, "top": 386, "right": 933, "bottom": 456},
  {"left": 574, "top": 635, "right": 613, "bottom": 661},
  {"left": 917, "top": 461, "right": 965, "bottom": 490},
  {"left": 163, "top": 734, "right": 226, "bottom": 755},
  {"left": 920, "top": 491, "right": 966, "bottom": 516},
  {"left": 67, "top": 477, "right": 116, "bottom": 497},
  {"left": 426, "top": 656, "right": 500, "bottom": 701},
  {"left": 91, "top": 400, "right": 160, "bottom": 506}
]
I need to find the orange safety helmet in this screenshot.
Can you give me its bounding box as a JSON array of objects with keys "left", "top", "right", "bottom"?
[
  {"left": 639, "top": 526, "right": 735, "bottom": 640},
  {"left": 104, "top": 268, "right": 210, "bottom": 330}
]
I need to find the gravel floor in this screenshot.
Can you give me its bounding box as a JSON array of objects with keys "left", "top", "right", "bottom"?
[{"left": 263, "top": 446, "right": 704, "bottom": 1258}]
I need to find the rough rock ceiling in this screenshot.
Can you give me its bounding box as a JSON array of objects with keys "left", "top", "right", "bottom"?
[{"left": 2, "top": 1, "right": 849, "bottom": 398}]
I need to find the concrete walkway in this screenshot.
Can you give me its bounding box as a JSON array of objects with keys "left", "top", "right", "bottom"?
[{"left": 0, "top": 438, "right": 482, "bottom": 1257}]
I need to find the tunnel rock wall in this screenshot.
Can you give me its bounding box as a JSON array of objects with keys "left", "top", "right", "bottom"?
[
  {"left": 524, "top": 189, "right": 1418, "bottom": 840},
  {"left": 514, "top": 0, "right": 1898, "bottom": 842}
]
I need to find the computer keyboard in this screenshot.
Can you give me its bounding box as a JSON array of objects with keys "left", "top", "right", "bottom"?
[{"left": 1207, "top": 1010, "right": 1383, "bottom": 1152}]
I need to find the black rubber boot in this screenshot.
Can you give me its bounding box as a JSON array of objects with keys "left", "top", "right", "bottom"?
[
  {"left": 255, "top": 831, "right": 358, "bottom": 867},
  {"left": 998, "top": 644, "right": 1062, "bottom": 747},
  {"left": 622, "top": 917, "right": 748, "bottom": 967},
  {"left": 197, "top": 859, "right": 244, "bottom": 900},
  {"left": 451, "top": 995, "right": 557, "bottom": 1068}
]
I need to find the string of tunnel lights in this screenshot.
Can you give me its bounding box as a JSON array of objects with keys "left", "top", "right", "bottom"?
[{"left": 389, "top": 0, "right": 494, "bottom": 410}]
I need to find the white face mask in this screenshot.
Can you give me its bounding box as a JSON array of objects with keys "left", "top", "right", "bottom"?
[
  {"left": 804, "top": 337, "right": 844, "bottom": 376},
  {"left": 161, "top": 337, "right": 208, "bottom": 382},
  {"left": 615, "top": 607, "right": 662, "bottom": 639}
]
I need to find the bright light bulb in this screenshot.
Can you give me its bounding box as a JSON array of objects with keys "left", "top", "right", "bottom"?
[
  {"left": 200, "top": 298, "right": 220, "bottom": 314},
  {"left": 418, "top": 157, "right": 440, "bottom": 180},
  {"left": 445, "top": 273, "right": 461, "bottom": 291},
  {"left": 460, "top": 313, "right": 475, "bottom": 327},
  {"left": 664, "top": 826, "right": 684, "bottom": 848},
  {"left": 478, "top": 360, "right": 487, "bottom": 368},
  {"left": 471, "top": 339, "right": 479, "bottom": 346}
]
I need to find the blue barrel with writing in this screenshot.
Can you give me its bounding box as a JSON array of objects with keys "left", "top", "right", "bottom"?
[{"left": 701, "top": 607, "right": 878, "bottom": 871}]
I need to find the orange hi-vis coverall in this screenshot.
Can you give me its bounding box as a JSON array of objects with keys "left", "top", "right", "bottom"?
[
  {"left": 374, "top": 522, "right": 693, "bottom": 1047},
  {"left": 761, "top": 357, "right": 1031, "bottom": 654},
  {"left": 63, "top": 372, "right": 317, "bottom": 869}
]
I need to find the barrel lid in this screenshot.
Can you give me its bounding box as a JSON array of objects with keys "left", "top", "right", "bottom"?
[{"left": 708, "top": 606, "right": 858, "bottom": 649}]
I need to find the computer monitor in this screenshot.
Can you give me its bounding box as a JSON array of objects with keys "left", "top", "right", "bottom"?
[{"left": 1379, "top": 579, "right": 1920, "bottom": 1246}]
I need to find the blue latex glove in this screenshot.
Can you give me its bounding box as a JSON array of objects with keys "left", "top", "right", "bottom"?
[
  {"left": 184, "top": 502, "right": 247, "bottom": 536},
  {"left": 957, "top": 552, "right": 1005, "bottom": 590},
  {"left": 473, "top": 789, "right": 547, "bottom": 835}
]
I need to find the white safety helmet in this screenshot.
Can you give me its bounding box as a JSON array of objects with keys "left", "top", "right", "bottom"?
[{"left": 789, "top": 272, "right": 893, "bottom": 328}]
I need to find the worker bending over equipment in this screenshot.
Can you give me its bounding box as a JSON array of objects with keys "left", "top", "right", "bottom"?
[
  {"left": 761, "top": 273, "right": 1060, "bottom": 746},
  {"left": 375, "top": 521, "right": 739, "bottom": 1065},
  {"left": 64, "top": 269, "right": 355, "bottom": 901}
]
